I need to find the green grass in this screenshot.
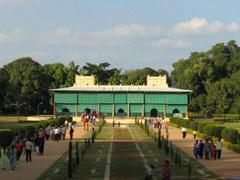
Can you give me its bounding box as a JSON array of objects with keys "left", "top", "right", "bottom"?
[
  {"left": 216, "top": 122, "right": 240, "bottom": 132},
  {"left": 0, "top": 121, "right": 38, "bottom": 130},
  {"left": 38, "top": 124, "right": 219, "bottom": 179},
  {"left": 96, "top": 127, "right": 114, "bottom": 140},
  {"left": 38, "top": 142, "right": 110, "bottom": 180}
]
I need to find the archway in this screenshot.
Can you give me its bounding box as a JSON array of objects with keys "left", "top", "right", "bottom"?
[
  {"left": 173, "top": 109, "right": 180, "bottom": 114},
  {"left": 62, "top": 108, "right": 70, "bottom": 113},
  {"left": 118, "top": 108, "right": 124, "bottom": 114},
  {"left": 150, "top": 108, "right": 158, "bottom": 117}
]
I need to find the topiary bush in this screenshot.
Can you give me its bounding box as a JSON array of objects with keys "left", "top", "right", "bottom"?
[
  {"left": 197, "top": 122, "right": 208, "bottom": 133},
  {"left": 203, "top": 124, "right": 215, "bottom": 136},
  {"left": 236, "top": 134, "right": 240, "bottom": 145},
  {"left": 221, "top": 128, "right": 239, "bottom": 144},
  {"left": 213, "top": 126, "right": 225, "bottom": 138},
  {"left": 189, "top": 121, "right": 198, "bottom": 131},
  {"left": 0, "top": 130, "right": 14, "bottom": 148}
]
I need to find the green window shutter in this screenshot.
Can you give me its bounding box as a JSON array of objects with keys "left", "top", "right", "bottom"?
[
  {"left": 114, "top": 94, "right": 127, "bottom": 103},
  {"left": 145, "top": 94, "right": 165, "bottom": 104},
  {"left": 130, "top": 104, "right": 142, "bottom": 113},
  {"left": 99, "top": 93, "right": 113, "bottom": 103},
  {"left": 127, "top": 93, "right": 144, "bottom": 103},
  {"left": 165, "top": 94, "right": 188, "bottom": 104},
  {"left": 78, "top": 93, "right": 99, "bottom": 104},
  {"left": 100, "top": 104, "right": 112, "bottom": 113},
  {"left": 55, "top": 93, "right": 77, "bottom": 103}
]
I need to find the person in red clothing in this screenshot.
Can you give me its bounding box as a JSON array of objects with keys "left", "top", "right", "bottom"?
[
  {"left": 15, "top": 140, "right": 24, "bottom": 161},
  {"left": 161, "top": 160, "right": 171, "bottom": 180}
]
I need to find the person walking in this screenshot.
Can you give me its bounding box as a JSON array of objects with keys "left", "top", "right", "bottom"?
[
  {"left": 144, "top": 164, "right": 155, "bottom": 180},
  {"left": 204, "top": 139, "right": 211, "bottom": 160},
  {"left": 7, "top": 145, "right": 17, "bottom": 170},
  {"left": 193, "top": 140, "right": 200, "bottom": 159},
  {"left": 34, "top": 135, "right": 40, "bottom": 155},
  {"left": 161, "top": 160, "right": 171, "bottom": 180},
  {"left": 216, "top": 138, "right": 223, "bottom": 159},
  {"left": 181, "top": 127, "right": 187, "bottom": 139},
  {"left": 199, "top": 140, "right": 204, "bottom": 159},
  {"left": 69, "top": 124, "right": 74, "bottom": 140},
  {"left": 15, "top": 140, "right": 24, "bottom": 160},
  {"left": 193, "top": 131, "right": 197, "bottom": 139},
  {"left": 25, "top": 138, "right": 33, "bottom": 162}
]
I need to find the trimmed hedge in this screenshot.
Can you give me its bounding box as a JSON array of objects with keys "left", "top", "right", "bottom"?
[
  {"left": 171, "top": 117, "right": 190, "bottom": 128},
  {"left": 221, "top": 128, "right": 239, "bottom": 144},
  {"left": 189, "top": 121, "right": 198, "bottom": 131},
  {"left": 197, "top": 122, "right": 208, "bottom": 133},
  {"left": 0, "top": 116, "right": 71, "bottom": 147},
  {"left": 0, "top": 130, "right": 14, "bottom": 148},
  {"left": 213, "top": 126, "right": 225, "bottom": 138},
  {"left": 203, "top": 124, "right": 215, "bottom": 137}
]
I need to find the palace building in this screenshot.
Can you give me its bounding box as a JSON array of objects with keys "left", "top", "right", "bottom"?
[{"left": 50, "top": 75, "right": 192, "bottom": 118}]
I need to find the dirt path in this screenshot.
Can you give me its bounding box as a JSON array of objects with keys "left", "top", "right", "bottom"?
[
  {"left": 0, "top": 125, "right": 86, "bottom": 180},
  {"left": 161, "top": 126, "right": 240, "bottom": 179}
]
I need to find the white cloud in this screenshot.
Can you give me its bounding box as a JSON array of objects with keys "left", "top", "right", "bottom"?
[
  {"left": 93, "top": 24, "right": 164, "bottom": 40},
  {"left": 0, "top": 32, "right": 12, "bottom": 44},
  {"left": 227, "top": 22, "right": 240, "bottom": 32},
  {"left": 53, "top": 27, "right": 71, "bottom": 36},
  {"left": 173, "top": 18, "right": 240, "bottom": 35},
  {"left": 149, "top": 39, "right": 191, "bottom": 49}
]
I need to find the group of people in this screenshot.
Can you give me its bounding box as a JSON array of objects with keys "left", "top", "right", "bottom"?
[
  {"left": 0, "top": 127, "right": 46, "bottom": 170},
  {"left": 145, "top": 160, "right": 171, "bottom": 180},
  {"left": 193, "top": 138, "right": 224, "bottom": 160},
  {"left": 0, "top": 119, "right": 75, "bottom": 171},
  {"left": 81, "top": 110, "right": 97, "bottom": 131}
]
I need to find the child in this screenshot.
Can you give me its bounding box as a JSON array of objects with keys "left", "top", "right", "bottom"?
[{"left": 144, "top": 164, "right": 155, "bottom": 180}]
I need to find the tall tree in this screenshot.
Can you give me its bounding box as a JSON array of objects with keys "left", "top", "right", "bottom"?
[
  {"left": 0, "top": 68, "right": 9, "bottom": 113},
  {"left": 3, "top": 57, "right": 46, "bottom": 115}
]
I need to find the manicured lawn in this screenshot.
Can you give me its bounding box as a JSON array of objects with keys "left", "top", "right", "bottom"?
[
  {"left": 38, "top": 124, "right": 218, "bottom": 179},
  {"left": 218, "top": 122, "right": 240, "bottom": 132},
  {"left": 0, "top": 121, "right": 38, "bottom": 130}
]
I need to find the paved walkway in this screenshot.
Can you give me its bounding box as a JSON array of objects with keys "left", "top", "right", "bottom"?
[
  {"left": 160, "top": 126, "right": 240, "bottom": 179},
  {"left": 0, "top": 125, "right": 87, "bottom": 180}
]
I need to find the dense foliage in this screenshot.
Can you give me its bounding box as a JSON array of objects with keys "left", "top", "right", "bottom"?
[
  {"left": 171, "top": 40, "right": 240, "bottom": 115},
  {"left": 0, "top": 58, "right": 170, "bottom": 115},
  {"left": 1, "top": 40, "right": 240, "bottom": 116}
]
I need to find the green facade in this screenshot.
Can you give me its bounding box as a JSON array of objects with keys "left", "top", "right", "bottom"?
[{"left": 54, "top": 92, "right": 189, "bottom": 117}]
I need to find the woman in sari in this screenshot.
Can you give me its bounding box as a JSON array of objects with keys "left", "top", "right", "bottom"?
[{"left": 7, "top": 145, "right": 17, "bottom": 170}]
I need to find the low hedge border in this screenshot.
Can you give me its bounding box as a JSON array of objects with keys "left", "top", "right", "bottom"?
[
  {"left": 170, "top": 117, "right": 240, "bottom": 153},
  {"left": 0, "top": 116, "right": 72, "bottom": 148}
]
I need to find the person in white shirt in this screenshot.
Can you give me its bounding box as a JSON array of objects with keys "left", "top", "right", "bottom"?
[
  {"left": 216, "top": 138, "right": 224, "bottom": 159},
  {"left": 25, "top": 138, "right": 33, "bottom": 162}
]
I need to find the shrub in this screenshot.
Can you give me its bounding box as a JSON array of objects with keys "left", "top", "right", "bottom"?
[
  {"left": 197, "top": 122, "right": 208, "bottom": 133},
  {"left": 224, "top": 141, "right": 240, "bottom": 153},
  {"left": 203, "top": 125, "right": 215, "bottom": 136},
  {"left": 189, "top": 121, "right": 198, "bottom": 130},
  {"left": 221, "top": 128, "right": 239, "bottom": 144},
  {"left": 213, "top": 126, "right": 225, "bottom": 138},
  {"left": 0, "top": 130, "right": 14, "bottom": 148},
  {"left": 237, "top": 134, "right": 240, "bottom": 145}
]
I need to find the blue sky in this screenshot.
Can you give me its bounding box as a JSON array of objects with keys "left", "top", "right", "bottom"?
[{"left": 0, "top": 0, "right": 239, "bottom": 71}]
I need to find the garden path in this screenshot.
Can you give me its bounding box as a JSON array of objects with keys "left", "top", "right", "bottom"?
[
  {"left": 161, "top": 126, "right": 240, "bottom": 179},
  {"left": 0, "top": 125, "right": 86, "bottom": 180}
]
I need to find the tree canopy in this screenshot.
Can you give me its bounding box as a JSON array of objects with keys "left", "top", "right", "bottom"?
[
  {"left": 1, "top": 40, "right": 240, "bottom": 116},
  {"left": 171, "top": 40, "right": 240, "bottom": 114}
]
